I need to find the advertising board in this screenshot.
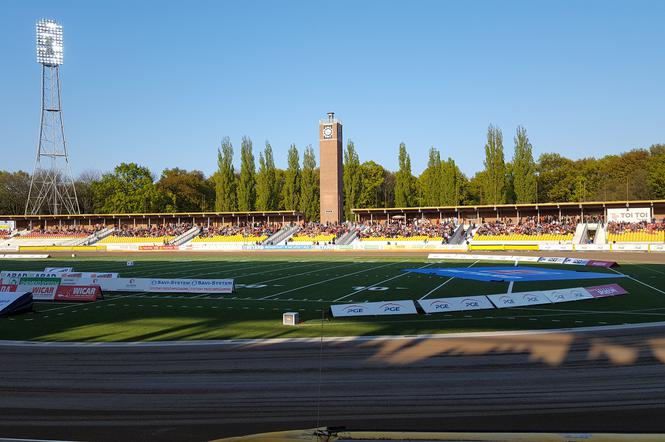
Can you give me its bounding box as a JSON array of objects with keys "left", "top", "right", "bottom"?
[
  {"left": 331, "top": 300, "right": 418, "bottom": 317},
  {"left": 0, "top": 220, "right": 15, "bottom": 231},
  {"left": 418, "top": 295, "right": 493, "bottom": 313},
  {"left": 54, "top": 285, "right": 102, "bottom": 302},
  {"left": 487, "top": 291, "right": 552, "bottom": 308},
  {"left": 607, "top": 207, "right": 651, "bottom": 223}
]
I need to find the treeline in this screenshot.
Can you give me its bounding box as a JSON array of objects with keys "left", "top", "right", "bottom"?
[{"left": 1, "top": 126, "right": 664, "bottom": 219}]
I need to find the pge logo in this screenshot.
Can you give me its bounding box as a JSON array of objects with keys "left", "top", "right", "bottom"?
[
  {"left": 380, "top": 303, "right": 403, "bottom": 312},
  {"left": 432, "top": 301, "right": 451, "bottom": 310},
  {"left": 501, "top": 297, "right": 515, "bottom": 305},
  {"left": 343, "top": 305, "right": 365, "bottom": 314},
  {"left": 526, "top": 296, "right": 538, "bottom": 302},
  {"left": 463, "top": 299, "right": 480, "bottom": 307}
]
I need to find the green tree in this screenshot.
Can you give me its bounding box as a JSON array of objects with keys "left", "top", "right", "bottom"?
[
  {"left": 215, "top": 137, "right": 237, "bottom": 212},
  {"left": 237, "top": 136, "right": 256, "bottom": 211},
  {"left": 512, "top": 126, "right": 537, "bottom": 203},
  {"left": 537, "top": 153, "right": 575, "bottom": 202},
  {"left": 256, "top": 142, "right": 278, "bottom": 211},
  {"left": 394, "top": 142, "right": 415, "bottom": 207},
  {"left": 74, "top": 171, "right": 101, "bottom": 214},
  {"left": 647, "top": 146, "right": 665, "bottom": 199},
  {"left": 282, "top": 144, "right": 300, "bottom": 210},
  {"left": 157, "top": 168, "right": 214, "bottom": 212},
  {"left": 343, "top": 140, "right": 362, "bottom": 220},
  {"left": 482, "top": 125, "right": 506, "bottom": 204},
  {"left": 0, "top": 170, "right": 31, "bottom": 215},
  {"left": 419, "top": 147, "right": 442, "bottom": 206},
  {"left": 440, "top": 157, "right": 461, "bottom": 205},
  {"left": 299, "top": 145, "right": 320, "bottom": 221},
  {"left": 358, "top": 161, "right": 386, "bottom": 208},
  {"left": 91, "top": 163, "right": 167, "bottom": 213},
  {"left": 274, "top": 168, "right": 286, "bottom": 209}
]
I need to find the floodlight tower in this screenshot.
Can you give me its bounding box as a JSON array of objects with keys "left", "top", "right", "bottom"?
[{"left": 26, "top": 18, "right": 80, "bottom": 215}]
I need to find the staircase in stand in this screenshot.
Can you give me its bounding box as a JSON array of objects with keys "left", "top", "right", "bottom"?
[
  {"left": 170, "top": 226, "right": 200, "bottom": 246},
  {"left": 263, "top": 225, "right": 300, "bottom": 245}
]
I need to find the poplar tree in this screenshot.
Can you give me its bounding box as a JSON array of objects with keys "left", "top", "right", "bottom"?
[
  {"left": 343, "top": 140, "right": 362, "bottom": 220},
  {"left": 482, "top": 125, "right": 506, "bottom": 204},
  {"left": 282, "top": 144, "right": 300, "bottom": 210},
  {"left": 394, "top": 143, "right": 415, "bottom": 207},
  {"left": 512, "top": 126, "right": 537, "bottom": 203},
  {"left": 300, "top": 145, "right": 320, "bottom": 221},
  {"left": 214, "top": 137, "right": 237, "bottom": 211},
  {"left": 256, "top": 142, "right": 277, "bottom": 210},
  {"left": 237, "top": 136, "right": 256, "bottom": 211},
  {"left": 420, "top": 147, "right": 442, "bottom": 206}
]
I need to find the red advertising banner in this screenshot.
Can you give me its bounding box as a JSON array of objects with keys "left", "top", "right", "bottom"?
[
  {"left": 585, "top": 284, "right": 628, "bottom": 298},
  {"left": 138, "top": 245, "right": 177, "bottom": 251},
  {"left": 54, "top": 285, "right": 102, "bottom": 302},
  {"left": 586, "top": 260, "right": 616, "bottom": 268}
]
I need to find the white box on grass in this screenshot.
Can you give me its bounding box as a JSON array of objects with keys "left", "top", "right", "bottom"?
[{"left": 282, "top": 312, "right": 299, "bottom": 326}]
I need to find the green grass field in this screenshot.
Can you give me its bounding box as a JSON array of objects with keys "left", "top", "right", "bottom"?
[{"left": 1, "top": 254, "right": 665, "bottom": 342}]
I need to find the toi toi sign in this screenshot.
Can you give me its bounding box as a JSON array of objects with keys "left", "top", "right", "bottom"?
[{"left": 607, "top": 207, "right": 651, "bottom": 223}]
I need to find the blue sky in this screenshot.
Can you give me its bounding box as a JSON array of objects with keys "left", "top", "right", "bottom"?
[{"left": 1, "top": 1, "right": 664, "bottom": 178}]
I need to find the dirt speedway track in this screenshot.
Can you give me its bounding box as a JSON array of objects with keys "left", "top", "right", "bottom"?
[{"left": 2, "top": 324, "right": 665, "bottom": 441}]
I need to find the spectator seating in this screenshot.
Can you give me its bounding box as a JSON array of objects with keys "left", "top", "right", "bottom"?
[
  {"left": 289, "top": 223, "right": 350, "bottom": 244},
  {"left": 606, "top": 221, "right": 665, "bottom": 243},
  {"left": 191, "top": 223, "right": 278, "bottom": 243},
  {"left": 472, "top": 217, "right": 577, "bottom": 242},
  {"left": 99, "top": 223, "right": 191, "bottom": 244},
  {"left": 356, "top": 220, "right": 456, "bottom": 243}
]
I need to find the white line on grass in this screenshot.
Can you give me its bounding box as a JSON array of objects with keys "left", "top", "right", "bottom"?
[
  {"left": 260, "top": 261, "right": 402, "bottom": 300},
  {"left": 333, "top": 262, "right": 432, "bottom": 302},
  {"left": 506, "top": 260, "right": 518, "bottom": 294},
  {"left": 255, "top": 261, "right": 361, "bottom": 285},
  {"left": 419, "top": 260, "right": 478, "bottom": 300},
  {"left": 609, "top": 267, "right": 665, "bottom": 296}
]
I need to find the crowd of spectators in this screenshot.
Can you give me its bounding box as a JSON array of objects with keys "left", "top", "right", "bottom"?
[
  {"left": 198, "top": 222, "right": 279, "bottom": 239},
  {"left": 25, "top": 225, "right": 105, "bottom": 238},
  {"left": 474, "top": 216, "right": 578, "bottom": 237},
  {"left": 355, "top": 219, "right": 457, "bottom": 243},
  {"left": 607, "top": 220, "right": 665, "bottom": 234},
  {"left": 114, "top": 223, "right": 192, "bottom": 238},
  {"left": 293, "top": 223, "right": 350, "bottom": 238},
  {"left": 0, "top": 229, "right": 10, "bottom": 239}
]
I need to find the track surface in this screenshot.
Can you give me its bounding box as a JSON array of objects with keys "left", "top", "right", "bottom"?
[{"left": 2, "top": 325, "right": 665, "bottom": 441}]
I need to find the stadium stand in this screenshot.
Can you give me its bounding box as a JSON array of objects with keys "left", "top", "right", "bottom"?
[
  {"left": 99, "top": 223, "right": 191, "bottom": 244},
  {"left": 471, "top": 216, "right": 577, "bottom": 242},
  {"left": 355, "top": 219, "right": 457, "bottom": 243},
  {"left": 192, "top": 222, "right": 279, "bottom": 244},
  {"left": 606, "top": 220, "right": 665, "bottom": 243},
  {"left": 289, "top": 223, "right": 351, "bottom": 244}
]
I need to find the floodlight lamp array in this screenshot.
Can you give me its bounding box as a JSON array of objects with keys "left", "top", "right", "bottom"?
[{"left": 36, "top": 19, "right": 64, "bottom": 66}]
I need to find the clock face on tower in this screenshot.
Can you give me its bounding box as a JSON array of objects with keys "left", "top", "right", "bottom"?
[{"left": 323, "top": 126, "right": 333, "bottom": 139}]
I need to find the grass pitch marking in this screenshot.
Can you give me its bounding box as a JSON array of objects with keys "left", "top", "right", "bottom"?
[
  {"left": 333, "top": 262, "right": 432, "bottom": 302},
  {"left": 260, "top": 261, "right": 402, "bottom": 300},
  {"left": 610, "top": 267, "right": 665, "bottom": 296},
  {"left": 419, "top": 260, "right": 478, "bottom": 300}
]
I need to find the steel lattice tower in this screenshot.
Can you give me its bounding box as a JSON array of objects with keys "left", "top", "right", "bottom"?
[{"left": 26, "top": 19, "right": 80, "bottom": 215}]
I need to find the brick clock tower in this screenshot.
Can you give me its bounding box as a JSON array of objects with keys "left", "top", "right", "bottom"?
[{"left": 319, "top": 112, "right": 343, "bottom": 224}]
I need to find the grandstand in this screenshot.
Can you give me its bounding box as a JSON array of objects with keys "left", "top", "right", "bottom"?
[{"left": 1, "top": 200, "right": 665, "bottom": 252}]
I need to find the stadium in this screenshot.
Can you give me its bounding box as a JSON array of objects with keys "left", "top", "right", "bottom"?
[{"left": 3, "top": 5, "right": 665, "bottom": 442}]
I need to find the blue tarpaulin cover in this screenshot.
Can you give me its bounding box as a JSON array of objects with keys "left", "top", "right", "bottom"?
[{"left": 403, "top": 266, "right": 626, "bottom": 282}]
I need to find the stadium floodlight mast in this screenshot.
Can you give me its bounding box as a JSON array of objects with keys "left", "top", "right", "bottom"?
[{"left": 26, "top": 18, "right": 80, "bottom": 215}]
